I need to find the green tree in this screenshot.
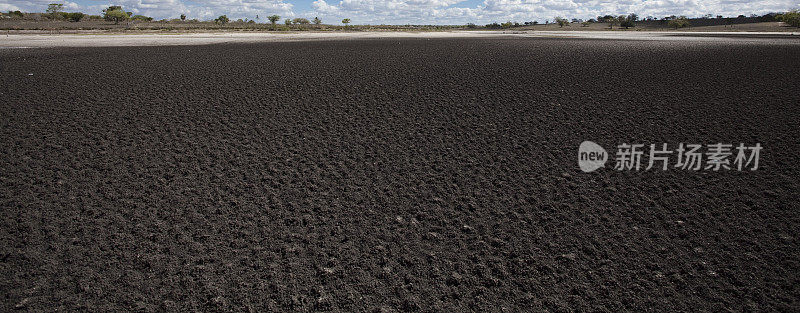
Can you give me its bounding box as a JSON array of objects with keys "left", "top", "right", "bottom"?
[
  {"left": 777, "top": 9, "right": 800, "bottom": 27},
  {"left": 46, "top": 3, "right": 64, "bottom": 16},
  {"left": 342, "top": 18, "right": 350, "bottom": 26},
  {"left": 313, "top": 16, "right": 322, "bottom": 25},
  {"left": 215, "top": 15, "right": 229, "bottom": 25},
  {"left": 103, "top": 6, "right": 129, "bottom": 24},
  {"left": 180, "top": 14, "right": 186, "bottom": 21},
  {"left": 293, "top": 17, "right": 310, "bottom": 24},
  {"left": 620, "top": 13, "right": 637, "bottom": 28},
  {"left": 555, "top": 17, "right": 569, "bottom": 27},
  {"left": 268, "top": 14, "right": 280, "bottom": 24},
  {"left": 284, "top": 18, "right": 292, "bottom": 25},
  {"left": 7, "top": 10, "right": 24, "bottom": 18},
  {"left": 601, "top": 14, "right": 616, "bottom": 28}
]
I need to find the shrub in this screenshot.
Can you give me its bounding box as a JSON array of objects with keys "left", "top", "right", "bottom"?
[
  {"left": 131, "top": 15, "right": 153, "bottom": 21},
  {"left": 667, "top": 16, "right": 690, "bottom": 29},
  {"left": 778, "top": 9, "right": 800, "bottom": 27},
  {"left": 466, "top": 23, "right": 476, "bottom": 28},
  {"left": 555, "top": 17, "right": 569, "bottom": 27},
  {"left": 7, "top": 10, "right": 24, "bottom": 18},
  {"left": 313, "top": 17, "right": 321, "bottom": 25},
  {"left": 65, "top": 12, "right": 85, "bottom": 22},
  {"left": 284, "top": 18, "right": 292, "bottom": 25},
  {"left": 293, "top": 18, "right": 309, "bottom": 25},
  {"left": 215, "top": 15, "right": 229, "bottom": 25},
  {"left": 581, "top": 21, "right": 590, "bottom": 27}
]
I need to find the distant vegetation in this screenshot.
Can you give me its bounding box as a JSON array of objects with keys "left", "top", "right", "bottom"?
[
  {"left": 0, "top": 6, "right": 796, "bottom": 32},
  {"left": 619, "top": 14, "right": 638, "bottom": 28},
  {"left": 103, "top": 6, "right": 129, "bottom": 24},
  {"left": 777, "top": 9, "right": 800, "bottom": 27},
  {"left": 555, "top": 17, "right": 569, "bottom": 27},
  {"left": 668, "top": 16, "right": 690, "bottom": 29}
]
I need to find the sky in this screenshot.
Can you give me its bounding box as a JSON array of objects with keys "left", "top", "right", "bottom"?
[{"left": 1, "top": 0, "right": 796, "bottom": 25}]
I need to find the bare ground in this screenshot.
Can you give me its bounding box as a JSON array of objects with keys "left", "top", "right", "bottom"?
[{"left": 1, "top": 37, "right": 799, "bottom": 311}]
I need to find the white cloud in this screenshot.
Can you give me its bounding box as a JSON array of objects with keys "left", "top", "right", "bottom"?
[
  {"left": 308, "top": 0, "right": 797, "bottom": 24},
  {"left": 1, "top": 0, "right": 796, "bottom": 23},
  {"left": 0, "top": 3, "right": 21, "bottom": 11}
]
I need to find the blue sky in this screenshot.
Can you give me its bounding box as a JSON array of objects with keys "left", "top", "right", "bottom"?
[{"left": 2, "top": 0, "right": 796, "bottom": 25}]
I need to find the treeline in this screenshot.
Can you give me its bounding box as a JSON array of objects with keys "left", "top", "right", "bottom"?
[
  {"left": 210, "top": 15, "right": 331, "bottom": 26},
  {"left": 3, "top": 5, "right": 798, "bottom": 29},
  {"left": 0, "top": 5, "right": 340, "bottom": 26},
  {"left": 482, "top": 10, "right": 799, "bottom": 29},
  {"left": 1, "top": 4, "right": 156, "bottom": 23}
]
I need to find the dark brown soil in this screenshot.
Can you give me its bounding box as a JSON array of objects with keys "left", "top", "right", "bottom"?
[{"left": 1, "top": 38, "right": 799, "bottom": 311}]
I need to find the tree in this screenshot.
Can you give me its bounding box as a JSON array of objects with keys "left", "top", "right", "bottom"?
[
  {"left": 180, "top": 14, "right": 186, "bottom": 21},
  {"left": 7, "top": 10, "right": 24, "bottom": 18},
  {"left": 602, "top": 14, "right": 617, "bottom": 28},
  {"left": 215, "top": 15, "right": 229, "bottom": 25},
  {"left": 554, "top": 17, "right": 569, "bottom": 27},
  {"left": 284, "top": 18, "right": 292, "bottom": 25},
  {"left": 313, "top": 17, "right": 322, "bottom": 25},
  {"left": 777, "top": 9, "right": 800, "bottom": 27},
  {"left": 103, "top": 6, "right": 129, "bottom": 24},
  {"left": 46, "top": 3, "right": 64, "bottom": 16},
  {"left": 342, "top": 18, "right": 350, "bottom": 26},
  {"left": 268, "top": 15, "right": 280, "bottom": 24},
  {"left": 667, "top": 16, "right": 690, "bottom": 29},
  {"left": 619, "top": 13, "right": 637, "bottom": 28},
  {"left": 293, "top": 17, "right": 310, "bottom": 24}
]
